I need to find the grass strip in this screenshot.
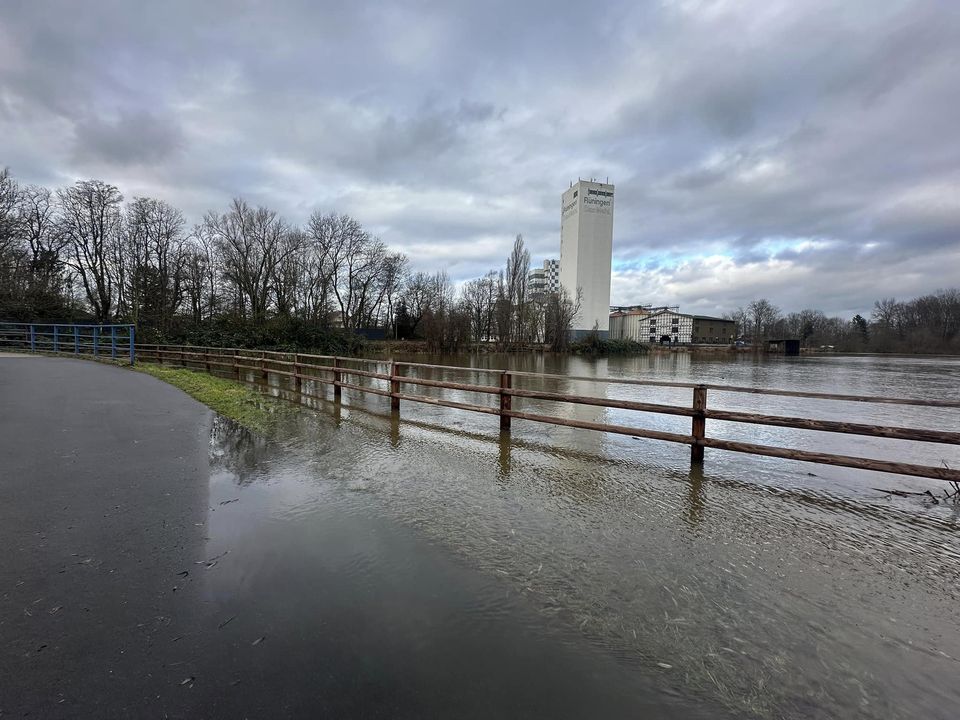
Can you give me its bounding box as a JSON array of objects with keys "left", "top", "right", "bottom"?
[{"left": 134, "top": 363, "right": 295, "bottom": 433}]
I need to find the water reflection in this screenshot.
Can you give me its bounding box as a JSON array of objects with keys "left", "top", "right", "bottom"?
[
  {"left": 202, "top": 414, "right": 720, "bottom": 719},
  {"left": 497, "top": 431, "right": 511, "bottom": 482},
  {"left": 217, "top": 353, "right": 960, "bottom": 719},
  {"left": 684, "top": 466, "right": 707, "bottom": 529}
]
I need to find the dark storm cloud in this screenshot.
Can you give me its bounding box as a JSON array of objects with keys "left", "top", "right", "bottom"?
[{"left": 1, "top": 0, "right": 958, "bottom": 316}]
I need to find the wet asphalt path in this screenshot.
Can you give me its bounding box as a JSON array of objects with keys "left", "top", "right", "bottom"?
[
  {"left": 0, "top": 356, "right": 213, "bottom": 718},
  {"left": 0, "top": 355, "right": 718, "bottom": 719}
]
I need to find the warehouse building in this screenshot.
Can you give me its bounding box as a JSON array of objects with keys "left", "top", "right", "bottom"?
[
  {"left": 609, "top": 308, "right": 735, "bottom": 345},
  {"left": 609, "top": 307, "right": 693, "bottom": 344},
  {"left": 691, "top": 315, "right": 736, "bottom": 344}
]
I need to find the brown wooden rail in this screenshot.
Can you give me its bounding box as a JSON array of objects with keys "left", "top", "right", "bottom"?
[{"left": 135, "top": 344, "right": 960, "bottom": 483}]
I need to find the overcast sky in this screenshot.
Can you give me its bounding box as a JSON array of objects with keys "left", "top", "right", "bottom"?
[{"left": 2, "top": 0, "right": 957, "bottom": 317}]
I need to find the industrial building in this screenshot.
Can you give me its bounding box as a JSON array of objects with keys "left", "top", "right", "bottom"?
[
  {"left": 691, "top": 315, "right": 736, "bottom": 344},
  {"left": 609, "top": 307, "right": 736, "bottom": 345},
  {"left": 559, "top": 179, "right": 614, "bottom": 338},
  {"left": 610, "top": 307, "right": 693, "bottom": 344},
  {"left": 527, "top": 258, "right": 559, "bottom": 298}
]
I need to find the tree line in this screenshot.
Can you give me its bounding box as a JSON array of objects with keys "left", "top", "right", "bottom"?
[
  {"left": 0, "top": 167, "right": 578, "bottom": 351},
  {"left": 729, "top": 293, "right": 960, "bottom": 353},
  {"left": 4, "top": 167, "right": 954, "bottom": 355}
]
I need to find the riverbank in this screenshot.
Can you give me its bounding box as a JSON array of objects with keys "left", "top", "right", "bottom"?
[{"left": 134, "top": 363, "right": 295, "bottom": 433}]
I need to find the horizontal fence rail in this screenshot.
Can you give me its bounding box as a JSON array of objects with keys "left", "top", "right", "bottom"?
[
  {"left": 0, "top": 322, "right": 135, "bottom": 364},
  {"left": 130, "top": 344, "right": 960, "bottom": 484}
]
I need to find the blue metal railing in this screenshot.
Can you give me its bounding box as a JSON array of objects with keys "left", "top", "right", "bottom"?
[{"left": 0, "top": 322, "right": 135, "bottom": 365}]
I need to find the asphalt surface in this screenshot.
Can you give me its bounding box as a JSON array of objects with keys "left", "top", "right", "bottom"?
[
  {"left": 0, "top": 355, "right": 719, "bottom": 719},
  {"left": 0, "top": 356, "right": 213, "bottom": 718}
]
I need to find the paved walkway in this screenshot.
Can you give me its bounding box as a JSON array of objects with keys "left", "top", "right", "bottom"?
[{"left": 0, "top": 356, "right": 213, "bottom": 718}]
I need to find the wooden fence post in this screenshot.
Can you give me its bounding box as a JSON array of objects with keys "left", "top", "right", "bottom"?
[
  {"left": 204, "top": 349, "right": 210, "bottom": 373},
  {"left": 500, "top": 371, "right": 512, "bottom": 431},
  {"left": 235, "top": 352, "right": 241, "bottom": 382},
  {"left": 333, "top": 357, "right": 342, "bottom": 402},
  {"left": 294, "top": 353, "right": 302, "bottom": 397},
  {"left": 390, "top": 361, "right": 400, "bottom": 412},
  {"left": 691, "top": 384, "right": 707, "bottom": 465},
  {"left": 260, "top": 350, "right": 268, "bottom": 382}
]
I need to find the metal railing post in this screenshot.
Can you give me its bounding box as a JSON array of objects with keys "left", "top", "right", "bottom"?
[
  {"left": 499, "top": 371, "right": 512, "bottom": 431},
  {"left": 390, "top": 361, "right": 400, "bottom": 412},
  {"left": 128, "top": 326, "right": 135, "bottom": 365},
  {"left": 691, "top": 385, "right": 707, "bottom": 465},
  {"left": 53, "top": 325, "right": 59, "bottom": 353},
  {"left": 74, "top": 326, "right": 79, "bottom": 355},
  {"left": 93, "top": 327, "right": 99, "bottom": 357},
  {"left": 111, "top": 326, "right": 117, "bottom": 359},
  {"left": 29, "top": 325, "right": 36, "bottom": 352},
  {"left": 333, "top": 357, "right": 342, "bottom": 402}
]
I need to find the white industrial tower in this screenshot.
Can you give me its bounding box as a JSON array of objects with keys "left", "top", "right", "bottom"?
[{"left": 558, "top": 179, "right": 614, "bottom": 338}]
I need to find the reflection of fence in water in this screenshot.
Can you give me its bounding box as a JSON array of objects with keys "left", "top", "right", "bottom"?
[{"left": 123, "top": 344, "right": 960, "bottom": 484}]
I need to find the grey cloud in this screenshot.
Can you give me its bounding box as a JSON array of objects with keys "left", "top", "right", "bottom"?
[
  {"left": 1, "top": 0, "right": 958, "bottom": 316},
  {"left": 73, "top": 111, "right": 184, "bottom": 166}
]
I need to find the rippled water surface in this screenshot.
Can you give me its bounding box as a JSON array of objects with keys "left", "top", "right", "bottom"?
[{"left": 215, "top": 353, "right": 960, "bottom": 719}]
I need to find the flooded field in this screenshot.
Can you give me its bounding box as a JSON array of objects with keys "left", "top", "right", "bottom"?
[{"left": 219, "top": 352, "right": 960, "bottom": 718}]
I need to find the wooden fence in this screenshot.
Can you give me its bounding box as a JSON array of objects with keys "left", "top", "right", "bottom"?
[{"left": 135, "top": 344, "right": 960, "bottom": 484}]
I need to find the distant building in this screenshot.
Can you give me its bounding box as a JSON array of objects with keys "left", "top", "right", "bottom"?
[
  {"left": 527, "top": 258, "right": 559, "bottom": 298},
  {"left": 610, "top": 309, "right": 736, "bottom": 345},
  {"left": 691, "top": 316, "right": 736, "bottom": 344},
  {"left": 559, "top": 179, "right": 614, "bottom": 338},
  {"left": 609, "top": 307, "right": 692, "bottom": 344}
]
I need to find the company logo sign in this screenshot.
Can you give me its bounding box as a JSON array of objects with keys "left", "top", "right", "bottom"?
[{"left": 584, "top": 188, "right": 613, "bottom": 208}]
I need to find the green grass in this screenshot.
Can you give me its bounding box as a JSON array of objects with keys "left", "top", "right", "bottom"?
[{"left": 134, "top": 363, "right": 296, "bottom": 433}]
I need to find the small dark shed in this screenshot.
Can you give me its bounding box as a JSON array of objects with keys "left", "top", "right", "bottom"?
[{"left": 767, "top": 338, "right": 801, "bottom": 356}]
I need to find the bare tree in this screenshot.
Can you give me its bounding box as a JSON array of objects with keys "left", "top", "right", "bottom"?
[
  {"left": 0, "top": 167, "right": 20, "bottom": 255},
  {"left": 58, "top": 180, "right": 124, "bottom": 322},
  {"left": 505, "top": 234, "right": 530, "bottom": 343},
  {"left": 308, "top": 211, "right": 396, "bottom": 329},
  {"left": 544, "top": 287, "right": 582, "bottom": 351},
  {"left": 121, "top": 197, "right": 188, "bottom": 328},
  {"left": 270, "top": 227, "right": 307, "bottom": 317},
  {"left": 747, "top": 298, "right": 780, "bottom": 342},
  {"left": 400, "top": 271, "right": 434, "bottom": 336},
  {"left": 17, "top": 184, "right": 69, "bottom": 316},
  {"left": 204, "top": 198, "right": 290, "bottom": 322},
  {"left": 462, "top": 272, "right": 499, "bottom": 343}
]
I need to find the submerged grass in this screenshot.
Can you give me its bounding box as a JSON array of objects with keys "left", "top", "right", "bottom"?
[{"left": 134, "top": 362, "right": 296, "bottom": 434}]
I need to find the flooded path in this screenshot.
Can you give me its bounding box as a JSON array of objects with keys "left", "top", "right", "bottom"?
[
  {"left": 1, "top": 356, "right": 717, "bottom": 718},
  {"left": 4, "top": 353, "right": 959, "bottom": 718},
  {"left": 242, "top": 351, "right": 960, "bottom": 719}
]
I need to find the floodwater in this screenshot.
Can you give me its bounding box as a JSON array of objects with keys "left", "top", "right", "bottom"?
[{"left": 216, "top": 352, "right": 960, "bottom": 719}]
